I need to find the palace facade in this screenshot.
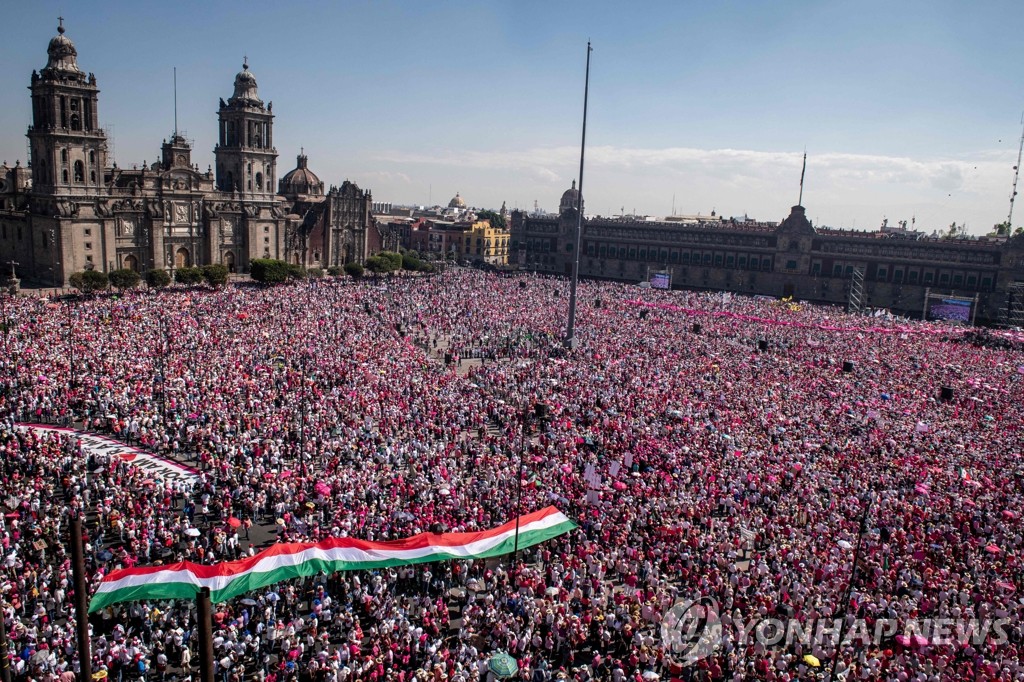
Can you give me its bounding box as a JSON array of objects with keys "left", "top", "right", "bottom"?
[
  {"left": 511, "top": 183, "right": 1024, "bottom": 325},
  {"left": 0, "top": 21, "right": 383, "bottom": 285}
]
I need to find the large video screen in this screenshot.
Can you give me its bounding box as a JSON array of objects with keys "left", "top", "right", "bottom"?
[
  {"left": 650, "top": 272, "right": 671, "bottom": 290},
  {"left": 928, "top": 298, "right": 972, "bottom": 322}
]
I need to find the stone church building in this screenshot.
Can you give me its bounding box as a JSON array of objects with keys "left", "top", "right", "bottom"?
[{"left": 0, "top": 21, "right": 384, "bottom": 285}]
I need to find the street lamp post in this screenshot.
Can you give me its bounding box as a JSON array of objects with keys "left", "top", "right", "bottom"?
[
  {"left": 298, "top": 355, "right": 307, "bottom": 480},
  {"left": 513, "top": 402, "right": 548, "bottom": 568},
  {"left": 829, "top": 491, "right": 875, "bottom": 678},
  {"left": 156, "top": 317, "right": 170, "bottom": 426},
  {"left": 66, "top": 298, "right": 75, "bottom": 390}
]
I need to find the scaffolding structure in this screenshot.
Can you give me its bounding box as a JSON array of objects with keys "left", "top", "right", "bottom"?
[
  {"left": 847, "top": 268, "right": 865, "bottom": 314},
  {"left": 1001, "top": 281, "right": 1024, "bottom": 328}
]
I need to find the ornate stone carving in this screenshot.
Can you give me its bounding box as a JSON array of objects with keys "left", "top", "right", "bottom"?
[
  {"left": 120, "top": 216, "right": 135, "bottom": 236},
  {"left": 174, "top": 202, "right": 188, "bottom": 224}
]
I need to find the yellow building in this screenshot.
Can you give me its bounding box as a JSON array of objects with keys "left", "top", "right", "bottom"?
[{"left": 461, "top": 219, "right": 510, "bottom": 265}]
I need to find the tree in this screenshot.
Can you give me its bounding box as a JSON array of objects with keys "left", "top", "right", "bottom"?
[
  {"left": 364, "top": 256, "right": 388, "bottom": 274},
  {"left": 202, "top": 263, "right": 230, "bottom": 287},
  {"left": 175, "top": 266, "right": 204, "bottom": 286},
  {"left": 944, "top": 222, "right": 967, "bottom": 239},
  {"left": 402, "top": 253, "right": 423, "bottom": 271},
  {"left": 287, "top": 263, "right": 307, "bottom": 280},
  {"left": 344, "top": 262, "right": 364, "bottom": 279},
  {"left": 993, "top": 221, "right": 1012, "bottom": 237},
  {"left": 477, "top": 210, "right": 507, "bottom": 229},
  {"left": 249, "top": 259, "right": 291, "bottom": 284},
  {"left": 377, "top": 251, "right": 403, "bottom": 272},
  {"left": 108, "top": 269, "right": 141, "bottom": 291},
  {"left": 327, "top": 266, "right": 344, "bottom": 277},
  {"left": 145, "top": 269, "right": 171, "bottom": 288},
  {"left": 69, "top": 270, "right": 109, "bottom": 294},
  {"left": 81, "top": 270, "right": 108, "bottom": 293}
]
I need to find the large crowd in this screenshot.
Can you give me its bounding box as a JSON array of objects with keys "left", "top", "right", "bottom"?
[{"left": 0, "top": 267, "right": 1022, "bottom": 681}]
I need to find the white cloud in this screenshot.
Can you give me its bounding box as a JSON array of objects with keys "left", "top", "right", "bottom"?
[{"left": 371, "top": 144, "right": 1016, "bottom": 232}]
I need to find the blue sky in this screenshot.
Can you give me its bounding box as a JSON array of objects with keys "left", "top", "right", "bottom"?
[{"left": 2, "top": 0, "right": 1023, "bottom": 233}]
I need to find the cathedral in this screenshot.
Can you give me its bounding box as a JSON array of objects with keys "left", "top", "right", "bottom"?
[{"left": 0, "top": 20, "right": 385, "bottom": 285}]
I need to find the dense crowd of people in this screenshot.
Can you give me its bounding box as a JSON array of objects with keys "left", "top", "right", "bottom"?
[{"left": 0, "top": 267, "right": 1022, "bottom": 681}]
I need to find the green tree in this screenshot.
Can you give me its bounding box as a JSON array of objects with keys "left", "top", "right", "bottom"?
[
  {"left": 287, "top": 263, "right": 307, "bottom": 280},
  {"left": 175, "top": 266, "right": 204, "bottom": 285},
  {"left": 327, "top": 266, "right": 344, "bottom": 277},
  {"left": 364, "top": 256, "right": 388, "bottom": 274},
  {"left": 376, "top": 251, "right": 403, "bottom": 272},
  {"left": 402, "top": 253, "right": 423, "bottom": 271},
  {"left": 344, "top": 262, "right": 364, "bottom": 279},
  {"left": 249, "top": 259, "right": 291, "bottom": 284},
  {"left": 307, "top": 267, "right": 324, "bottom": 279},
  {"left": 202, "top": 263, "right": 230, "bottom": 287},
  {"left": 477, "top": 210, "right": 506, "bottom": 229},
  {"left": 69, "top": 270, "right": 109, "bottom": 294},
  {"left": 944, "top": 222, "right": 967, "bottom": 239},
  {"left": 82, "top": 271, "right": 108, "bottom": 292},
  {"left": 993, "top": 221, "right": 1012, "bottom": 237},
  {"left": 108, "top": 269, "right": 141, "bottom": 291},
  {"left": 145, "top": 269, "right": 171, "bottom": 288}
]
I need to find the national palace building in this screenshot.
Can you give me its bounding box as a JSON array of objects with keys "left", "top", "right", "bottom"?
[
  {"left": 0, "top": 21, "right": 391, "bottom": 286},
  {"left": 511, "top": 183, "right": 1024, "bottom": 326}
]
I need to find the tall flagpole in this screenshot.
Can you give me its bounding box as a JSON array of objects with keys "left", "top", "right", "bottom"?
[
  {"left": 173, "top": 67, "right": 178, "bottom": 137},
  {"left": 798, "top": 150, "right": 807, "bottom": 206},
  {"left": 565, "top": 41, "right": 592, "bottom": 350}
]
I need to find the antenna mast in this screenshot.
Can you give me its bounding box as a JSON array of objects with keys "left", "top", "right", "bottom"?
[
  {"left": 173, "top": 67, "right": 178, "bottom": 137},
  {"left": 1008, "top": 113, "right": 1024, "bottom": 228}
]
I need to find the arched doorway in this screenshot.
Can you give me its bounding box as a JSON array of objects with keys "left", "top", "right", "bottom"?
[
  {"left": 123, "top": 254, "right": 138, "bottom": 272},
  {"left": 175, "top": 248, "right": 191, "bottom": 268},
  {"left": 224, "top": 251, "right": 236, "bottom": 273}
]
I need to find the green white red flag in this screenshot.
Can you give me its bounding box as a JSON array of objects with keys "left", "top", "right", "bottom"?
[{"left": 89, "top": 506, "right": 575, "bottom": 612}]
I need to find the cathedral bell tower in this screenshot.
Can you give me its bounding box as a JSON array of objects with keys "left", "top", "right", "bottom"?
[
  {"left": 27, "top": 18, "right": 109, "bottom": 196},
  {"left": 214, "top": 60, "right": 277, "bottom": 196}
]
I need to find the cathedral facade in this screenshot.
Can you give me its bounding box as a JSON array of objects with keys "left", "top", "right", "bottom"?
[{"left": 0, "top": 21, "right": 379, "bottom": 285}]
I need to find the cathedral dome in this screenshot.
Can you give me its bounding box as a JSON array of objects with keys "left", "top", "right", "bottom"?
[
  {"left": 448, "top": 192, "right": 466, "bottom": 209},
  {"left": 559, "top": 179, "right": 581, "bottom": 214},
  {"left": 279, "top": 152, "right": 323, "bottom": 197},
  {"left": 44, "top": 20, "right": 82, "bottom": 75},
  {"left": 231, "top": 60, "right": 261, "bottom": 104}
]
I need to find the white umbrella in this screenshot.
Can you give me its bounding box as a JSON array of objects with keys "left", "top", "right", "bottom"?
[
  {"left": 837, "top": 540, "right": 853, "bottom": 550},
  {"left": 184, "top": 528, "right": 201, "bottom": 537}
]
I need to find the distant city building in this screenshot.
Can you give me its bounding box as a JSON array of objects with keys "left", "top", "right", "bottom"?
[
  {"left": 511, "top": 181, "right": 1024, "bottom": 325},
  {"left": 0, "top": 21, "right": 384, "bottom": 284}
]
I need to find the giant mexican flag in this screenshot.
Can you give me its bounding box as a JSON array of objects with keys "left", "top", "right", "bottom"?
[{"left": 89, "top": 506, "right": 575, "bottom": 612}]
